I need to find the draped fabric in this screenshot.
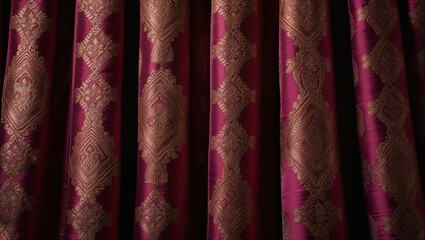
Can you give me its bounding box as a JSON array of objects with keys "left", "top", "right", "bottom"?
[{"left": 2, "top": 0, "right": 425, "bottom": 240}]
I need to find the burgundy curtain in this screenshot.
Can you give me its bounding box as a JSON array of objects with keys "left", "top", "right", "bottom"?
[{"left": 1, "top": 0, "right": 425, "bottom": 239}]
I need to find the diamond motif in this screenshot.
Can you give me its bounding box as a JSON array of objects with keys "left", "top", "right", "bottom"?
[
  {"left": 138, "top": 68, "right": 186, "bottom": 185},
  {"left": 384, "top": 204, "right": 425, "bottom": 239},
  {"left": 280, "top": 0, "right": 327, "bottom": 46},
  {"left": 75, "top": 73, "right": 116, "bottom": 114},
  {"left": 283, "top": 98, "right": 338, "bottom": 191},
  {"left": 211, "top": 78, "right": 255, "bottom": 120},
  {"left": 70, "top": 126, "right": 118, "bottom": 197},
  {"left": 140, "top": 0, "right": 185, "bottom": 65},
  {"left": 212, "top": 31, "right": 256, "bottom": 76},
  {"left": 358, "top": 0, "right": 398, "bottom": 37},
  {"left": 368, "top": 86, "right": 409, "bottom": 128},
  {"left": 2, "top": 50, "right": 47, "bottom": 136},
  {"left": 0, "top": 137, "right": 38, "bottom": 176},
  {"left": 76, "top": 0, "right": 119, "bottom": 25},
  {"left": 294, "top": 194, "right": 342, "bottom": 239},
  {"left": 211, "top": 122, "right": 254, "bottom": 168},
  {"left": 209, "top": 173, "right": 253, "bottom": 240},
  {"left": 77, "top": 30, "right": 119, "bottom": 71},
  {"left": 374, "top": 135, "right": 420, "bottom": 201},
  {"left": 10, "top": 0, "right": 49, "bottom": 43},
  {"left": 0, "top": 180, "right": 32, "bottom": 224},
  {"left": 135, "top": 190, "right": 178, "bottom": 240},
  {"left": 68, "top": 199, "right": 110, "bottom": 240},
  {"left": 363, "top": 40, "right": 403, "bottom": 84}
]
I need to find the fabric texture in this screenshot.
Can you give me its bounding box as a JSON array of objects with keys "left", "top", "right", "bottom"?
[{"left": 1, "top": 0, "right": 425, "bottom": 239}]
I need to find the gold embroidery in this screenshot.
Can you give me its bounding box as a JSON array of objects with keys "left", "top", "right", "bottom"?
[
  {"left": 211, "top": 0, "right": 256, "bottom": 28},
  {"left": 67, "top": 198, "right": 111, "bottom": 240},
  {"left": 359, "top": 0, "right": 424, "bottom": 238},
  {"left": 136, "top": 1, "right": 187, "bottom": 237},
  {"left": 211, "top": 122, "right": 254, "bottom": 169},
  {"left": 280, "top": 0, "right": 327, "bottom": 46},
  {"left": 68, "top": 0, "right": 119, "bottom": 238},
  {"left": 282, "top": 213, "right": 290, "bottom": 240},
  {"left": 358, "top": 0, "right": 397, "bottom": 38},
  {"left": 0, "top": 137, "right": 38, "bottom": 176},
  {"left": 410, "top": 1, "right": 425, "bottom": 37},
  {"left": 211, "top": 31, "right": 256, "bottom": 76},
  {"left": 208, "top": 0, "right": 256, "bottom": 238},
  {"left": 363, "top": 40, "right": 403, "bottom": 84},
  {"left": 138, "top": 68, "right": 186, "bottom": 185},
  {"left": 294, "top": 193, "right": 342, "bottom": 239},
  {"left": 76, "top": 0, "right": 119, "bottom": 25},
  {"left": 211, "top": 78, "right": 256, "bottom": 121},
  {"left": 76, "top": 30, "right": 119, "bottom": 72},
  {"left": 0, "top": 179, "right": 32, "bottom": 239},
  {"left": 280, "top": 0, "right": 343, "bottom": 238},
  {"left": 140, "top": 0, "right": 185, "bottom": 65},
  {"left": 0, "top": 1, "right": 48, "bottom": 238},
  {"left": 135, "top": 190, "right": 178, "bottom": 240},
  {"left": 209, "top": 172, "right": 253, "bottom": 240},
  {"left": 383, "top": 204, "right": 425, "bottom": 240}
]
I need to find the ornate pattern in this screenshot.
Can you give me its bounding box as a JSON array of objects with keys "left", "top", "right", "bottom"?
[
  {"left": 209, "top": 173, "right": 253, "bottom": 240},
  {"left": 208, "top": 0, "right": 256, "bottom": 238},
  {"left": 67, "top": 0, "right": 119, "bottom": 239},
  {"left": 0, "top": 1, "right": 49, "bottom": 238},
  {"left": 280, "top": 0, "right": 327, "bottom": 46},
  {"left": 358, "top": 0, "right": 398, "bottom": 38},
  {"left": 358, "top": 0, "right": 425, "bottom": 238},
  {"left": 135, "top": 190, "right": 178, "bottom": 240},
  {"left": 138, "top": 68, "right": 186, "bottom": 185},
  {"left": 140, "top": 0, "right": 185, "bottom": 65},
  {"left": 67, "top": 199, "right": 111, "bottom": 240},
  {"left": 136, "top": 1, "right": 186, "bottom": 239},
  {"left": 294, "top": 193, "right": 342, "bottom": 239},
  {"left": 280, "top": 0, "right": 343, "bottom": 238},
  {"left": 363, "top": 40, "right": 403, "bottom": 84},
  {"left": 368, "top": 215, "right": 379, "bottom": 240}
]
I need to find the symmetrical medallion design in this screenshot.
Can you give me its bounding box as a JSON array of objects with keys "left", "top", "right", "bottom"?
[
  {"left": 67, "top": 0, "right": 120, "bottom": 239},
  {"left": 0, "top": 1, "right": 49, "bottom": 238},
  {"left": 208, "top": 0, "right": 257, "bottom": 239},
  {"left": 280, "top": 0, "right": 343, "bottom": 238}
]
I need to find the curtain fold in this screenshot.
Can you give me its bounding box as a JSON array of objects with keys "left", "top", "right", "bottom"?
[{"left": 1, "top": 0, "right": 425, "bottom": 239}]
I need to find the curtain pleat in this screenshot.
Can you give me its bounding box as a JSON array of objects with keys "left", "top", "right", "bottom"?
[
  {"left": 279, "top": 0, "right": 349, "bottom": 239},
  {"left": 135, "top": 1, "right": 190, "bottom": 239},
  {"left": 1, "top": 0, "right": 425, "bottom": 239},
  {"left": 349, "top": 0, "right": 425, "bottom": 239},
  {"left": 62, "top": 0, "right": 123, "bottom": 239}
]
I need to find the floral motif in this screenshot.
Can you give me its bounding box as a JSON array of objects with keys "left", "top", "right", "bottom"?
[
  {"left": 209, "top": 173, "right": 253, "bottom": 240},
  {"left": 135, "top": 190, "right": 178, "bottom": 240},
  {"left": 358, "top": 0, "right": 397, "bottom": 38}
]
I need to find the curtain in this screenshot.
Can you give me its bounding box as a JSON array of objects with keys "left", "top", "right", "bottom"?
[{"left": 1, "top": 0, "right": 425, "bottom": 239}]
